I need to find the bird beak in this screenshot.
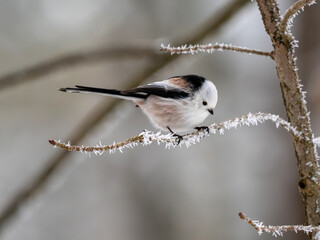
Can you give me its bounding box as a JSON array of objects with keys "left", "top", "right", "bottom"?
[{"left": 208, "top": 109, "right": 214, "bottom": 115}]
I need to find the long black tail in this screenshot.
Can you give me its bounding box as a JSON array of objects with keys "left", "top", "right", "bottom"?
[{"left": 59, "top": 85, "right": 147, "bottom": 101}]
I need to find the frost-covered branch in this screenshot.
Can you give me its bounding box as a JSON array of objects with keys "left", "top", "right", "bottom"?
[
  {"left": 49, "top": 112, "right": 302, "bottom": 155},
  {"left": 160, "top": 43, "right": 273, "bottom": 58},
  {"left": 257, "top": 1, "right": 320, "bottom": 237},
  {"left": 239, "top": 212, "right": 320, "bottom": 237},
  {"left": 279, "top": 0, "right": 316, "bottom": 34}
]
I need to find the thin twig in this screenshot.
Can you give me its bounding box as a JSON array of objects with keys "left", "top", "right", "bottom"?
[
  {"left": 49, "top": 112, "right": 302, "bottom": 154},
  {"left": 279, "top": 0, "right": 316, "bottom": 34},
  {"left": 239, "top": 212, "right": 320, "bottom": 237},
  {"left": 0, "top": 46, "right": 158, "bottom": 92},
  {"left": 0, "top": 0, "right": 251, "bottom": 234},
  {"left": 160, "top": 43, "right": 274, "bottom": 59}
]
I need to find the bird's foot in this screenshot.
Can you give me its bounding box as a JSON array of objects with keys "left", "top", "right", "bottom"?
[
  {"left": 167, "top": 127, "right": 183, "bottom": 145},
  {"left": 194, "top": 126, "right": 210, "bottom": 134},
  {"left": 173, "top": 133, "right": 183, "bottom": 145}
]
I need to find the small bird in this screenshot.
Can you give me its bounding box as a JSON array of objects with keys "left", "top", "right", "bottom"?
[{"left": 60, "top": 75, "right": 218, "bottom": 133}]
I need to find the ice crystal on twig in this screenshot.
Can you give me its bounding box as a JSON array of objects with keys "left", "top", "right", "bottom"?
[
  {"left": 314, "top": 137, "right": 320, "bottom": 147},
  {"left": 160, "top": 43, "right": 273, "bottom": 58},
  {"left": 49, "top": 112, "right": 302, "bottom": 155},
  {"left": 239, "top": 212, "right": 320, "bottom": 237}
]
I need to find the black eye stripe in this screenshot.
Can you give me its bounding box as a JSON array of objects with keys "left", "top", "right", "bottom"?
[{"left": 202, "top": 101, "right": 207, "bottom": 106}]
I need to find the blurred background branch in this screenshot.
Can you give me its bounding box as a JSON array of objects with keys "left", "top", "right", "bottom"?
[
  {"left": 0, "top": 45, "right": 159, "bottom": 92},
  {"left": 0, "top": 0, "right": 250, "bottom": 235}
]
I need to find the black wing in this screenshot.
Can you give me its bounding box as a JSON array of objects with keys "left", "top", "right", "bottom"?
[{"left": 122, "top": 82, "right": 190, "bottom": 99}]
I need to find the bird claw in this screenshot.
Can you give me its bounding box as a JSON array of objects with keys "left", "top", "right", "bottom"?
[
  {"left": 194, "top": 126, "right": 210, "bottom": 134},
  {"left": 173, "top": 134, "right": 183, "bottom": 145},
  {"left": 167, "top": 127, "right": 183, "bottom": 145}
]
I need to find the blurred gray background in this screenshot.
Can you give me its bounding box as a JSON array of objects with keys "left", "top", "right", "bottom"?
[{"left": 0, "top": 0, "right": 319, "bottom": 240}]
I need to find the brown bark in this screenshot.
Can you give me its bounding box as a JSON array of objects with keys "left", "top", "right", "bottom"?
[{"left": 257, "top": 1, "right": 320, "bottom": 239}]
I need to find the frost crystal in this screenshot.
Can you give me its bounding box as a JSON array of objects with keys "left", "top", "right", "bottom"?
[{"left": 314, "top": 137, "right": 320, "bottom": 147}]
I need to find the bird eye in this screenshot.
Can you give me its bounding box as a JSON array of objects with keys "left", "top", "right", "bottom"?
[{"left": 202, "top": 101, "right": 207, "bottom": 106}]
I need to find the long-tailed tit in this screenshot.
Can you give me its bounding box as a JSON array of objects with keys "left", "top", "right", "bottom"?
[{"left": 60, "top": 75, "right": 218, "bottom": 133}]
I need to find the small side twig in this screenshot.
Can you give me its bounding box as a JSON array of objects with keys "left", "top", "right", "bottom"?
[
  {"left": 239, "top": 212, "right": 320, "bottom": 237},
  {"left": 160, "top": 43, "right": 274, "bottom": 59},
  {"left": 49, "top": 112, "right": 302, "bottom": 155},
  {"left": 279, "top": 0, "right": 316, "bottom": 34}
]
